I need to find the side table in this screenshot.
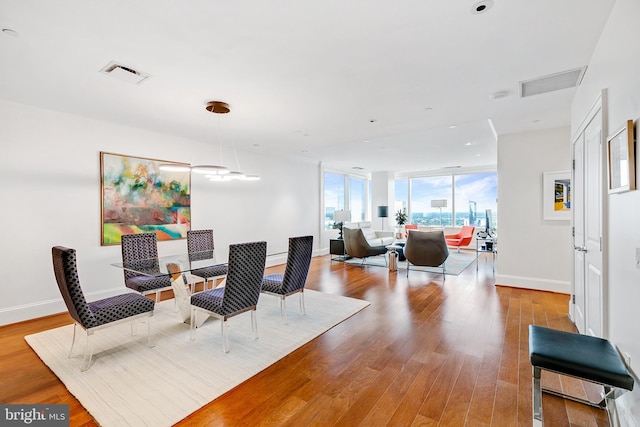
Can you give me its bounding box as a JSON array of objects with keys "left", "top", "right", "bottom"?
[
  {"left": 476, "top": 236, "right": 497, "bottom": 272},
  {"left": 330, "top": 239, "right": 349, "bottom": 261}
]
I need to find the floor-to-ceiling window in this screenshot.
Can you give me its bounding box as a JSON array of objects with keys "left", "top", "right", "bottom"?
[
  {"left": 395, "top": 171, "right": 497, "bottom": 229},
  {"left": 454, "top": 172, "right": 497, "bottom": 228},
  {"left": 324, "top": 172, "right": 345, "bottom": 229},
  {"left": 323, "top": 171, "right": 369, "bottom": 229},
  {"left": 410, "top": 176, "right": 453, "bottom": 226}
]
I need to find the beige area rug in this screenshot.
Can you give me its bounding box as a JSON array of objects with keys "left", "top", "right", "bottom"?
[{"left": 25, "top": 290, "right": 369, "bottom": 427}]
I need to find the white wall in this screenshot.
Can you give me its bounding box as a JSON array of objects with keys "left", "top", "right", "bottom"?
[
  {"left": 571, "top": 0, "right": 640, "bottom": 421},
  {"left": 496, "top": 127, "right": 572, "bottom": 293},
  {"left": 0, "top": 100, "right": 320, "bottom": 325}
]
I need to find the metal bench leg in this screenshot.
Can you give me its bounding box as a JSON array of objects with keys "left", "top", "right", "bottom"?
[{"left": 533, "top": 366, "right": 543, "bottom": 426}]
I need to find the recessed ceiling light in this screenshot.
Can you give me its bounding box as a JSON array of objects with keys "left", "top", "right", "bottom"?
[
  {"left": 369, "top": 119, "right": 377, "bottom": 123},
  {"left": 471, "top": 0, "right": 494, "bottom": 14},
  {"left": 2, "top": 28, "right": 19, "bottom": 37},
  {"left": 465, "top": 142, "right": 473, "bottom": 146},
  {"left": 449, "top": 125, "right": 457, "bottom": 129}
]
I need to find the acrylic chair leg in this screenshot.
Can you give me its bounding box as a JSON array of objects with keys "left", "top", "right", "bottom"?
[
  {"left": 80, "top": 332, "right": 93, "bottom": 372},
  {"left": 251, "top": 309, "right": 258, "bottom": 339},
  {"left": 69, "top": 323, "right": 79, "bottom": 358},
  {"left": 190, "top": 308, "right": 196, "bottom": 341},
  {"left": 299, "top": 290, "right": 305, "bottom": 315},
  {"left": 130, "top": 319, "right": 138, "bottom": 336},
  {"left": 146, "top": 317, "right": 153, "bottom": 347},
  {"left": 221, "top": 318, "right": 229, "bottom": 353},
  {"left": 280, "top": 296, "right": 288, "bottom": 325}
]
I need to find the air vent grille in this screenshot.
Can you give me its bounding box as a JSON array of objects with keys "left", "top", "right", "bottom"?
[
  {"left": 100, "top": 61, "right": 150, "bottom": 85},
  {"left": 520, "top": 67, "right": 586, "bottom": 98}
]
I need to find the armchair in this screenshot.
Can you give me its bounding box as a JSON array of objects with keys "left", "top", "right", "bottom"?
[
  {"left": 404, "top": 230, "right": 449, "bottom": 278},
  {"left": 343, "top": 226, "right": 388, "bottom": 267},
  {"left": 444, "top": 225, "right": 475, "bottom": 252}
]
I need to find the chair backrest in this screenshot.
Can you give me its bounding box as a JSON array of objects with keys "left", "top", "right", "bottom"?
[
  {"left": 343, "top": 227, "right": 368, "bottom": 258},
  {"left": 281, "top": 236, "right": 314, "bottom": 294},
  {"left": 52, "top": 246, "right": 97, "bottom": 328},
  {"left": 222, "top": 241, "right": 267, "bottom": 313},
  {"left": 460, "top": 225, "right": 475, "bottom": 238},
  {"left": 121, "top": 233, "right": 159, "bottom": 281},
  {"left": 187, "top": 229, "right": 214, "bottom": 253},
  {"left": 404, "top": 230, "right": 449, "bottom": 267}
]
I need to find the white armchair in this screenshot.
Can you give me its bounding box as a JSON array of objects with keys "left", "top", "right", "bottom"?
[{"left": 343, "top": 221, "right": 394, "bottom": 246}]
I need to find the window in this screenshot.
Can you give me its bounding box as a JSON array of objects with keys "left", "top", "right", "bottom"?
[
  {"left": 454, "top": 172, "right": 497, "bottom": 227},
  {"left": 349, "top": 177, "right": 366, "bottom": 222},
  {"left": 394, "top": 178, "right": 408, "bottom": 219},
  {"left": 410, "top": 176, "right": 453, "bottom": 226},
  {"left": 395, "top": 171, "right": 497, "bottom": 229},
  {"left": 323, "top": 171, "right": 369, "bottom": 230},
  {"left": 324, "top": 172, "right": 345, "bottom": 230}
]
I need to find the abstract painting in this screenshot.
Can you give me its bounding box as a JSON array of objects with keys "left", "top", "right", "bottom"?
[
  {"left": 100, "top": 152, "right": 191, "bottom": 245},
  {"left": 543, "top": 171, "right": 570, "bottom": 221}
]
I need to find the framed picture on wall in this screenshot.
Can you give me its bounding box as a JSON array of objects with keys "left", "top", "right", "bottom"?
[
  {"left": 100, "top": 152, "right": 191, "bottom": 245},
  {"left": 543, "top": 170, "right": 571, "bottom": 221},
  {"left": 607, "top": 119, "right": 636, "bottom": 194}
]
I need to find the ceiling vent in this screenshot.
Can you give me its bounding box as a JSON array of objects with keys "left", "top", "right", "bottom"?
[
  {"left": 100, "top": 61, "right": 150, "bottom": 84},
  {"left": 519, "top": 67, "right": 587, "bottom": 98}
]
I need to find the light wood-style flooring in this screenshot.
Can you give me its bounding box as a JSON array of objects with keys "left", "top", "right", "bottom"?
[{"left": 0, "top": 253, "right": 609, "bottom": 426}]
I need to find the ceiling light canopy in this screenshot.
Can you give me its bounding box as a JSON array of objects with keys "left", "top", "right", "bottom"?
[{"left": 205, "top": 101, "right": 230, "bottom": 114}]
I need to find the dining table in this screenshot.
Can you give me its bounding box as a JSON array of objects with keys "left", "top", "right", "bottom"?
[{"left": 112, "top": 251, "right": 226, "bottom": 324}]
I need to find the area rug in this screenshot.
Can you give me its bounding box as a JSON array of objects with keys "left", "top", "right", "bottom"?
[
  {"left": 25, "top": 290, "right": 369, "bottom": 427},
  {"left": 344, "top": 250, "right": 477, "bottom": 275}
]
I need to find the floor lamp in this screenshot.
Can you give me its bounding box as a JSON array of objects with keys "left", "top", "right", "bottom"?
[
  {"left": 377, "top": 206, "right": 388, "bottom": 230},
  {"left": 431, "top": 199, "right": 447, "bottom": 228}
]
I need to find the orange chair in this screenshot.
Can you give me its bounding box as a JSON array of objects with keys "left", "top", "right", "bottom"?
[
  {"left": 444, "top": 225, "right": 475, "bottom": 252},
  {"left": 404, "top": 224, "right": 418, "bottom": 238}
]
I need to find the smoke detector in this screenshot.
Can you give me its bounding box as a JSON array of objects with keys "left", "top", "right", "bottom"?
[{"left": 100, "top": 61, "right": 150, "bottom": 85}]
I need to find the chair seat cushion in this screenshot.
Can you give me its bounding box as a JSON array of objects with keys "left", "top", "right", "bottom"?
[
  {"left": 88, "top": 293, "right": 154, "bottom": 326},
  {"left": 125, "top": 274, "right": 172, "bottom": 293},
  {"left": 529, "top": 325, "right": 634, "bottom": 391},
  {"left": 262, "top": 274, "right": 284, "bottom": 294},
  {"left": 191, "top": 287, "right": 225, "bottom": 314},
  {"left": 446, "top": 238, "right": 462, "bottom": 245},
  {"left": 191, "top": 264, "right": 228, "bottom": 280}
]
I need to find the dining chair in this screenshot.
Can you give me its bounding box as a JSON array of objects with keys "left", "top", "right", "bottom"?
[
  {"left": 187, "top": 229, "right": 228, "bottom": 292},
  {"left": 190, "top": 241, "right": 267, "bottom": 353},
  {"left": 261, "top": 235, "right": 313, "bottom": 324},
  {"left": 121, "top": 233, "right": 172, "bottom": 302},
  {"left": 404, "top": 230, "right": 449, "bottom": 279},
  {"left": 52, "top": 246, "right": 155, "bottom": 371}
]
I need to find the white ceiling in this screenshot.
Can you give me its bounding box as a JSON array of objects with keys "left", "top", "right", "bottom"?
[{"left": 0, "top": 0, "right": 614, "bottom": 174}]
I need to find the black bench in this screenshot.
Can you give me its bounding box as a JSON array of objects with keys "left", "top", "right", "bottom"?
[{"left": 529, "top": 325, "right": 634, "bottom": 426}]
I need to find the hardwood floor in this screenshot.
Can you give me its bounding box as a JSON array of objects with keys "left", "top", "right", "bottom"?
[{"left": 0, "top": 253, "right": 609, "bottom": 426}]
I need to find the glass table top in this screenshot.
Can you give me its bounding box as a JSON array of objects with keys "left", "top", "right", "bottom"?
[{"left": 111, "top": 251, "right": 225, "bottom": 277}]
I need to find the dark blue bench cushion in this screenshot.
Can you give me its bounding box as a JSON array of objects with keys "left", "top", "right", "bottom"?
[{"left": 529, "top": 325, "right": 634, "bottom": 391}]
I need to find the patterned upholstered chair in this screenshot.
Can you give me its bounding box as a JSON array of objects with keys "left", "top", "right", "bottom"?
[
  {"left": 190, "top": 241, "right": 267, "bottom": 353},
  {"left": 262, "top": 235, "right": 313, "bottom": 324},
  {"left": 52, "top": 246, "right": 155, "bottom": 371},
  {"left": 187, "top": 229, "right": 228, "bottom": 292},
  {"left": 404, "top": 230, "right": 449, "bottom": 279},
  {"left": 121, "top": 233, "right": 172, "bottom": 302}
]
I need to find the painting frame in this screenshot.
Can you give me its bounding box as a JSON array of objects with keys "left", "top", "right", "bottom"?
[
  {"left": 100, "top": 151, "right": 191, "bottom": 246},
  {"left": 543, "top": 170, "right": 571, "bottom": 221},
  {"left": 607, "top": 119, "right": 636, "bottom": 194}
]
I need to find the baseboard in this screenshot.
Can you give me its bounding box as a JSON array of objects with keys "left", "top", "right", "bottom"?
[{"left": 494, "top": 273, "right": 570, "bottom": 294}]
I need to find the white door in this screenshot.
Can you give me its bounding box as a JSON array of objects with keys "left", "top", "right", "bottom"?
[
  {"left": 572, "top": 132, "right": 586, "bottom": 333},
  {"left": 571, "top": 102, "right": 606, "bottom": 338}
]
